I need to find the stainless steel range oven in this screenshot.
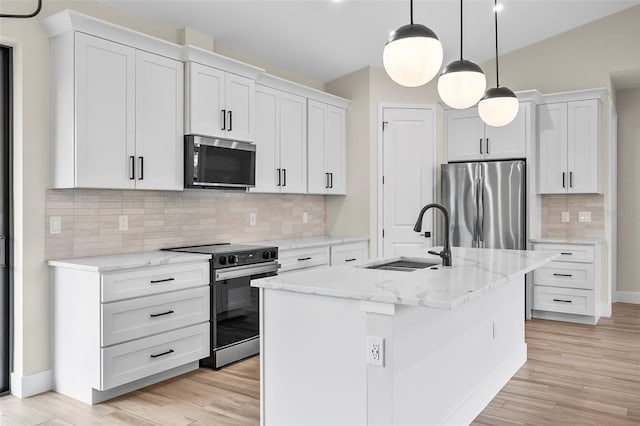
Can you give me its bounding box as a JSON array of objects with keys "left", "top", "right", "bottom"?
[{"left": 166, "top": 243, "right": 278, "bottom": 368}]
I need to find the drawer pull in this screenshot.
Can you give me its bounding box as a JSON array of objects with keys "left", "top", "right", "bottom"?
[
  {"left": 345, "top": 258, "right": 357, "bottom": 262},
  {"left": 149, "top": 310, "right": 175, "bottom": 318},
  {"left": 297, "top": 257, "right": 312, "bottom": 261},
  {"left": 553, "top": 273, "right": 573, "bottom": 277},
  {"left": 150, "top": 349, "right": 174, "bottom": 359},
  {"left": 150, "top": 278, "right": 175, "bottom": 284},
  {"left": 552, "top": 298, "right": 573, "bottom": 303},
  {"left": 560, "top": 252, "right": 572, "bottom": 256}
]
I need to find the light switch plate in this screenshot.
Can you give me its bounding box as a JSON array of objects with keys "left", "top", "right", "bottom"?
[
  {"left": 578, "top": 211, "right": 592, "bottom": 223},
  {"left": 119, "top": 215, "right": 128, "bottom": 231},
  {"left": 302, "top": 212, "right": 308, "bottom": 224},
  {"left": 561, "top": 211, "right": 570, "bottom": 223},
  {"left": 49, "top": 216, "right": 62, "bottom": 234},
  {"left": 249, "top": 213, "right": 256, "bottom": 226}
]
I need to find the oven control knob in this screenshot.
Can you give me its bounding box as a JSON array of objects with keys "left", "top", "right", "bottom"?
[
  {"left": 262, "top": 250, "right": 270, "bottom": 259},
  {"left": 228, "top": 255, "right": 236, "bottom": 264},
  {"left": 270, "top": 250, "right": 277, "bottom": 259},
  {"left": 219, "top": 256, "right": 226, "bottom": 265}
]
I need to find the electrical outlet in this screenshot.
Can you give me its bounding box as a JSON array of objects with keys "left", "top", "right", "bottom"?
[
  {"left": 49, "top": 216, "right": 62, "bottom": 234},
  {"left": 366, "top": 336, "right": 384, "bottom": 367},
  {"left": 249, "top": 213, "right": 257, "bottom": 226},
  {"left": 561, "top": 211, "right": 570, "bottom": 223},
  {"left": 578, "top": 211, "right": 591, "bottom": 223},
  {"left": 302, "top": 212, "right": 309, "bottom": 224},
  {"left": 119, "top": 215, "right": 128, "bottom": 231}
]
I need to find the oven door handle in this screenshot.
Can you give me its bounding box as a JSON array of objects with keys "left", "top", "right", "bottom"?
[{"left": 215, "top": 262, "right": 280, "bottom": 281}]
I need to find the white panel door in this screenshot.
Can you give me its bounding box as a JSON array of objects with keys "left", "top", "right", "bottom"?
[
  {"left": 445, "top": 108, "right": 484, "bottom": 162},
  {"left": 251, "top": 85, "right": 280, "bottom": 193},
  {"left": 568, "top": 99, "right": 600, "bottom": 193},
  {"left": 307, "top": 99, "right": 328, "bottom": 194},
  {"left": 187, "top": 62, "right": 225, "bottom": 138},
  {"left": 326, "top": 105, "right": 346, "bottom": 194},
  {"left": 538, "top": 103, "right": 568, "bottom": 194},
  {"left": 225, "top": 73, "right": 255, "bottom": 142},
  {"left": 279, "top": 92, "right": 307, "bottom": 194},
  {"left": 484, "top": 103, "right": 527, "bottom": 160},
  {"left": 75, "top": 32, "right": 135, "bottom": 189},
  {"left": 134, "top": 51, "right": 184, "bottom": 190},
  {"left": 382, "top": 108, "right": 435, "bottom": 257}
]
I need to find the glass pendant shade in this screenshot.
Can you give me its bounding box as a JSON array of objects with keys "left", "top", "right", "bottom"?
[
  {"left": 383, "top": 23, "right": 443, "bottom": 87},
  {"left": 438, "top": 60, "right": 486, "bottom": 109},
  {"left": 478, "top": 87, "right": 519, "bottom": 127}
]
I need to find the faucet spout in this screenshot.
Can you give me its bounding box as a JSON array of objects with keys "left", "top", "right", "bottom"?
[{"left": 414, "top": 203, "right": 452, "bottom": 267}]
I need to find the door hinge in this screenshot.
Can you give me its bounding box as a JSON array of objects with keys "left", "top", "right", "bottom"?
[{"left": 382, "top": 121, "right": 388, "bottom": 131}]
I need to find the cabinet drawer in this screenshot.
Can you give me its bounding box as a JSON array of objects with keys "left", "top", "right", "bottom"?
[
  {"left": 102, "top": 262, "right": 210, "bottom": 302},
  {"left": 532, "top": 243, "right": 594, "bottom": 263},
  {"left": 331, "top": 242, "right": 369, "bottom": 266},
  {"left": 279, "top": 246, "right": 330, "bottom": 273},
  {"left": 533, "top": 286, "right": 594, "bottom": 316},
  {"left": 533, "top": 262, "right": 593, "bottom": 290},
  {"left": 101, "top": 322, "right": 209, "bottom": 391},
  {"left": 102, "top": 286, "right": 210, "bottom": 347}
]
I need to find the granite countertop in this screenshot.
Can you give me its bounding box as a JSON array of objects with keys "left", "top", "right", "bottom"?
[
  {"left": 529, "top": 237, "right": 605, "bottom": 245},
  {"left": 48, "top": 251, "right": 212, "bottom": 272},
  {"left": 252, "top": 247, "right": 557, "bottom": 310},
  {"left": 251, "top": 235, "right": 369, "bottom": 250}
]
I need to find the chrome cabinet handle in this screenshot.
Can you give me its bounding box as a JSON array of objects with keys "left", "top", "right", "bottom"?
[
  {"left": 150, "top": 310, "right": 175, "bottom": 318},
  {"left": 150, "top": 278, "right": 175, "bottom": 284},
  {"left": 150, "top": 349, "right": 174, "bottom": 358},
  {"left": 221, "top": 109, "right": 226, "bottom": 130}
]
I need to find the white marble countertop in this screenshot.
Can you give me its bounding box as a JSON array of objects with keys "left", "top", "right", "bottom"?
[
  {"left": 251, "top": 235, "right": 369, "bottom": 250},
  {"left": 48, "top": 251, "right": 212, "bottom": 272},
  {"left": 252, "top": 247, "right": 557, "bottom": 310},
  {"left": 529, "top": 237, "right": 604, "bottom": 245}
]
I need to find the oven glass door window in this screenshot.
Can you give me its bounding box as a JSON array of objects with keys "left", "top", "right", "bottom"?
[
  {"left": 195, "top": 145, "right": 255, "bottom": 186},
  {"left": 214, "top": 276, "right": 259, "bottom": 349}
]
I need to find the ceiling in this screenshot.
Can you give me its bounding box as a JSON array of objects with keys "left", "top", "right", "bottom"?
[{"left": 98, "top": 0, "right": 640, "bottom": 83}]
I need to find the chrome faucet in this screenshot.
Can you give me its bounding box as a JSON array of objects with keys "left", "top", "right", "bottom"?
[{"left": 414, "top": 203, "right": 452, "bottom": 267}]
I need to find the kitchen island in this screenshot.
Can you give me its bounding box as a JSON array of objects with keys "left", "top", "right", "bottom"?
[{"left": 252, "top": 247, "right": 557, "bottom": 426}]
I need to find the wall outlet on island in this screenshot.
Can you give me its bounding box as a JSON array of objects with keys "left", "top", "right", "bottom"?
[
  {"left": 561, "top": 211, "right": 570, "bottom": 223},
  {"left": 367, "top": 336, "right": 384, "bottom": 367},
  {"left": 578, "top": 211, "right": 591, "bottom": 223},
  {"left": 249, "top": 213, "right": 256, "bottom": 226},
  {"left": 302, "top": 212, "right": 308, "bottom": 224}
]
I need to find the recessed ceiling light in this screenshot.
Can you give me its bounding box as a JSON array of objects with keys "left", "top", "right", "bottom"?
[{"left": 493, "top": 3, "right": 504, "bottom": 12}]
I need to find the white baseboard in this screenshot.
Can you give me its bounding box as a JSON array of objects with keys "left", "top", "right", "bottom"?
[
  {"left": 600, "top": 303, "right": 612, "bottom": 317},
  {"left": 615, "top": 291, "right": 640, "bottom": 304},
  {"left": 11, "top": 369, "right": 53, "bottom": 398}
]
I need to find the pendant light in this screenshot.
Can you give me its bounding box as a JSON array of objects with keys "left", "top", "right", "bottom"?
[
  {"left": 383, "top": 0, "right": 443, "bottom": 87},
  {"left": 478, "top": 0, "right": 519, "bottom": 127},
  {"left": 437, "top": 0, "right": 486, "bottom": 109}
]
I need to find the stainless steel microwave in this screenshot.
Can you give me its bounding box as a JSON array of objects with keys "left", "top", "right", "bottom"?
[{"left": 184, "top": 135, "right": 256, "bottom": 189}]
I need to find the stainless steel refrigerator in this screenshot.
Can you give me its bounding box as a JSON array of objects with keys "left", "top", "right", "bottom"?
[{"left": 441, "top": 160, "right": 525, "bottom": 250}]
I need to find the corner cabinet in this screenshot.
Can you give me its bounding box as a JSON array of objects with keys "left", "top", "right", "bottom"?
[
  {"left": 307, "top": 100, "right": 347, "bottom": 194},
  {"left": 445, "top": 103, "right": 529, "bottom": 162},
  {"left": 538, "top": 94, "right": 603, "bottom": 194},
  {"left": 49, "top": 31, "right": 184, "bottom": 190}
]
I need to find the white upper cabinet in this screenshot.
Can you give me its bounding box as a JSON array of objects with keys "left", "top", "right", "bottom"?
[
  {"left": 307, "top": 100, "right": 347, "bottom": 195},
  {"left": 185, "top": 62, "right": 256, "bottom": 142},
  {"left": 538, "top": 95, "right": 602, "bottom": 194},
  {"left": 445, "top": 104, "right": 527, "bottom": 162},
  {"left": 251, "top": 85, "right": 307, "bottom": 194},
  {"left": 52, "top": 30, "right": 184, "bottom": 190}
]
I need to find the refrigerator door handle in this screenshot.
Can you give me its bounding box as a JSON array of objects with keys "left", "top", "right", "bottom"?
[
  {"left": 477, "top": 175, "right": 485, "bottom": 247},
  {"left": 473, "top": 176, "right": 480, "bottom": 247}
]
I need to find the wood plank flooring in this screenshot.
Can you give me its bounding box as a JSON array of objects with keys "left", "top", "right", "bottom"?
[{"left": 1, "top": 303, "right": 638, "bottom": 425}]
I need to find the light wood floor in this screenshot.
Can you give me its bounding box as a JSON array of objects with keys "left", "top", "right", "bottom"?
[{"left": 1, "top": 303, "right": 638, "bottom": 425}]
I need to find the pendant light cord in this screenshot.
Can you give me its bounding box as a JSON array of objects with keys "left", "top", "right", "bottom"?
[
  {"left": 460, "top": 0, "right": 463, "bottom": 60},
  {"left": 494, "top": 0, "right": 500, "bottom": 87},
  {"left": 410, "top": 0, "right": 414, "bottom": 25}
]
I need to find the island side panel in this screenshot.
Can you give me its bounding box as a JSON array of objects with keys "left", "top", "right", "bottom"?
[
  {"left": 260, "top": 288, "right": 367, "bottom": 425},
  {"left": 392, "top": 275, "right": 527, "bottom": 425}
]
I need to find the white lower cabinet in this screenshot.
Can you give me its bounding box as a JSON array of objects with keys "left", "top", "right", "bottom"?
[
  {"left": 276, "top": 238, "right": 370, "bottom": 274},
  {"left": 330, "top": 241, "right": 369, "bottom": 266},
  {"left": 279, "top": 246, "right": 330, "bottom": 273},
  {"left": 51, "top": 258, "right": 210, "bottom": 404},
  {"left": 532, "top": 241, "right": 601, "bottom": 324}
]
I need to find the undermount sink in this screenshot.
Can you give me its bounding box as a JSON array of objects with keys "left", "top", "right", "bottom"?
[{"left": 360, "top": 257, "right": 440, "bottom": 272}]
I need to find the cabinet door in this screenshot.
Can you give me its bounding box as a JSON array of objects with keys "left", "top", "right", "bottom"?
[
  {"left": 75, "top": 32, "right": 135, "bottom": 189},
  {"left": 538, "top": 103, "right": 568, "bottom": 194},
  {"left": 325, "top": 105, "right": 346, "bottom": 194},
  {"left": 225, "top": 73, "right": 255, "bottom": 143},
  {"left": 445, "top": 108, "right": 484, "bottom": 162},
  {"left": 484, "top": 103, "right": 527, "bottom": 160},
  {"left": 567, "top": 100, "right": 600, "bottom": 194},
  {"left": 187, "top": 62, "right": 225, "bottom": 138},
  {"left": 307, "top": 99, "right": 328, "bottom": 194},
  {"left": 135, "top": 51, "right": 184, "bottom": 190},
  {"left": 279, "top": 92, "right": 307, "bottom": 194},
  {"left": 251, "top": 85, "right": 280, "bottom": 193}
]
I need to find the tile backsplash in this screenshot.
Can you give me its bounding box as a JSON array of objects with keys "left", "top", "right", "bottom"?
[
  {"left": 46, "top": 189, "right": 325, "bottom": 260},
  {"left": 541, "top": 194, "right": 604, "bottom": 239}
]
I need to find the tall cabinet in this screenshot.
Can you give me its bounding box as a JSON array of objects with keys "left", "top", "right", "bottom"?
[{"left": 307, "top": 100, "right": 347, "bottom": 194}]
